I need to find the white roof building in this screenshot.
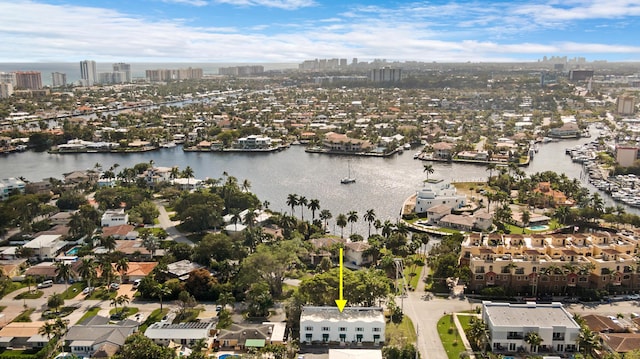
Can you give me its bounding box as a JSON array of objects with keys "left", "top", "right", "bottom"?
[
  {"left": 415, "top": 180, "right": 467, "bottom": 213},
  {"left": 300, "top": 306, "right": 385, "bottom": 346},
  {"left": 101, "top": 208, "right": 129, "bottom": 227},
  {"left": 0, "top": 177, "right": 26, "bottom": 200},
  {"left": 24, "top": 234, "right": 66, "bottom": 259},
  {"left": 482, "top": 301, "right": 580, "bottom": 354},
  {"left": 144, "top": 322, "right": 215, "bottom": 347}
]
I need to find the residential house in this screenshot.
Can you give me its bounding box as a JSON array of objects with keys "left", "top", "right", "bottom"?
[
  {"left": 24, "top": 234, "right": 66, "bottom": 259},
  {"left": 582, "top": 314, "right": 625, "bottom": 333},
  {"left": 64, "top": 316, "right": 138, "bottom": 358},
  {"left": 600, "top": 333, "right": 640, "bottom": 356},
  {"left": 344, "top": 242, "right": 372, "bottom": 267},
  {"left": 533, "top": 182, "right": 575, "bottom": 207},
  {"left": 549, "top": 122, "right": 581, "bottom": 138},
  {"left": 414, "top": 181, "right": 467, "bottom": 214},
  {"left": 300, "top": 306, "right": 385, "bottom": 346},
  {"left": 101, "top": 209, "right": 129, "bottom": 227},
  {"left": 214, "top": 322, "right": 286, "bottom": 351},
  {"left": 437, "top": 213, "right": 492, "bottom": 232},
  {"left": 0, "top": 322, "right": 49, "bottom": 350},
  {"left": 0, "top": 177, "right": 26, "bottom": 200},
  {"left": 165, "top": 260, "right": 204, "bottom": 281},
  {"left": 322, "top": 132, "right": 373, "bottom": 153},
  {"left": 145, "top": 322, "right": 215, "bottom": 347},
  {"left": 235, "top": 135, "right": 272, "bottom": 149},
  {"left": 101, "top": 224, "right": 137, "bottom": 240},
  {"left": 308, "top": 237, "right": 344, "bottom": 265},
  {"left": 426, "top": 204, "right": 451, "bottom": 224},
  {"left": 482, "top": 301, "right": 580, "bottom": 354},
  {"left": 432, "top": 142, "right": 454, "bottom": 160},
  {"left": 171, "top": 178, "right": 204, "bottom": 191},
  {"left": 112, "top": 262, "right": 157, "bottom": 283}
]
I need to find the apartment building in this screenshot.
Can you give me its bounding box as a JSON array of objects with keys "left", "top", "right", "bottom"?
[
  {"left": 300, "top": 306, "right": 385, "bottom": 346},
  {"left": 15, "top": 71, "right": 42, "bottom": 90},
  {"left": 461, "top": 232, "right": 640, "bottom": 295},
  {"left": 482, "top": 301, "right": 580, "bottom": 354}
]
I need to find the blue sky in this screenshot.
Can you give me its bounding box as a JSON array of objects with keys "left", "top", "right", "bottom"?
[{"left": 2, "top": 0, "right": 640, "bottom": 63}]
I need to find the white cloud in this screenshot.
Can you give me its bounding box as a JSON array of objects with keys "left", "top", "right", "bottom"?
[
  {"left": 0, "top": 0, "right": 639, "bottom": 63},
  {"left": 213, "top": 0, "right": 315, "bottom": 10},
  {"left": 162, "top": 0, "right": 209, "bottom": 6}
]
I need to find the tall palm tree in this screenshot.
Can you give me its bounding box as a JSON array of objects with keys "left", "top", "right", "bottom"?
[
  {"left": 524, "top": 331, "right": 543, "bottom": 353},
  {"left": 382, "top": 220, "right": 394, "bottom": 239},
  {"left": 218, "top": 291, "right": 235, "bottom": 308},
  {"left": 578, "top": 327, "right": 601, "bottom": 356},
  {"left": 347, "top": 211, "right": 359, "bottom": 236},
  {"left": 115, "top": 257, "right": 129, "bottom": 284},
  {"left": 242, "top": 179, "right": 251, "bottom": 192},
  {"left": 286, "top": 194, "right": 299, "bottom": 217},
  {"left": 99, "top": 257, "right": 115, "bottom": 287},
  {"left": 308, "top": 199, "right": 321, "bottom": 221},
  {"left": 78, "top": 258, "right": 97, "bottom": 290},
  {"left": 298, "top": 196, "right": 308, "bottom": 221},
  {"left": 486, "top": 163, "right": 497, "bottom": 184},
  {"left": 100, "top": 236, "right": 117, "bottom": 253},
  {"left": 38, "top": 321, "right": 57, "bottom": 340},
  {"left": 319, "top": 209, "right": 332, "bottom": 232},
  {"left": 169, "top": 166, "right": 180, "bottom": 180},
  {"left": 363, "top": 209, "right": 376, "bottom": 238},
  {"left": 182, "top": 166, "right": 194, "bottom": 187},
  {"left": 336, "top": 214, "right": 347, "bottom": 239},
  {"left": 423, "top": 164, "right": 435, "bottom": 182},
  {"left": 230, "top": 208, "right": 242, "bottom": 231},
  {"left": 54, "top": 261, "right": 72, "bottom": 291},
  {"left": 153, "top": 284, "right": 172, "bottom": 311},
  {"left": 142, "top": 235, "right": 159, "bottom": 259},
  {"left": 521, "top": 209, "right": 531, "bottom": 233},
  {"left": 244, "top": 209, "right": 257, "bottom": 229},
  {"left": 117, "top": 294, "right": 130, "bottom": 314}
]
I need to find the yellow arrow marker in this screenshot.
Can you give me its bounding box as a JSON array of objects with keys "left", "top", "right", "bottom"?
[{"left": 335, "top": 247, "right": 348, "bottom": 312}]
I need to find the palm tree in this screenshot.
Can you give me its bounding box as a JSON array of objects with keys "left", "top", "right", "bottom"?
[
  {"left": 117, "top": 294, "right": 130, "bottom": 314},
  {"left": 363, "top": 209, "right": 376, "bottom": 238},
  {"left": 110, "top": 296, "right": 119, "bottom": 314},
  {"left": 54, "top": 261, "right": 72, "bottom": 291},
  {"left": 218, "top": 291, "right": 235, "bottom": 308},
  {"left": 308, "top": 199, "right": 321, "bottom": 221},
  {"left": 142, "top": 235, "right": 159, "bottom": 259},
  {"left": 466, "top": 317, "right": 488, "bottom": 352},
  {"left": 486, "top": 163, "right": 497, "bottom": 184},
  {"left": 169, "top": 166, "right": 180, "bottom": 180},
  {"left": 382, "top": 220, "right": 394, "bottom": 239},
  {"left": 423, "top": 164, "right": 435, "bottom": 182},
  {"left": 153, "top": 284, "right": 172, "bottom": 311},
  {"left": 182, "top": 166, "right": 194, "bottom": 187},
  {"left": 99, "top": 257, "right": 115, "bottom": 287},
  {"left": 521, "top": 209, "right": 531, "bottom": 233},
  {"left": 242, "top": 179, "right": 251, "bottom": 192},
  {"left": 244, "top": 209, "right": 257, "bottom": 229},
  {"left": 336, "top": 214, "right": 347, "bottom": 239},
  {"left": 38, "top": 321, "right": 57, "bottom": 340},
  {"left": 115, "top": 257, "right": 129, "bottom": 284},
  {"left": 319, "top": 209, "right": 332, "bottom": 232},
  {"left": 24, "top": 275, "right": 35, "bottom": 293},
  {"left": 347, "top": 211, "right": 358, "bottom": 236},
  {"left": 100, "top": 236, "right": 117, "bottom": 253},
  {"left": 578, "top": 327, "right": 601, "bottom": 356},
  {"left": 298, "top": 196, "right": 308, "bottom": 221},
  {"left": 286, "top": 194, "right": 299, "bottom": 217},
  {"left": 78, "top": 258, "right": 97, "bottom": 290},
  {"left": 524, "top": 331, "right": 543, "bottom": 353},
  {"left": 230, "top": 208, "right": 242, "bottom": 231}
]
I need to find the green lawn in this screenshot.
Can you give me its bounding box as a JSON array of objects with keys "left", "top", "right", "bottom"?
[
  {"left": 403, "top": 264, "right": 424, "bottom": 290},
  {"left": 437, "top": 314, "right": 467, "bottom": 359},
  {"left": 14, "top": 290, "right": 43, "bottom": 300},
  {"left": 139, "top": 308, "right": 169, "bottom": 332},
  {"left": 13, "top": 308, "right": 35, "bottom": 322},
  {"left": 0, "top": 282, "right": 25, "bottom": 299},
  {"left": 0, "top": 348, "right": 40, "bottom": 357},
  {"left": 61, "top": 283, "right": 86, "bottom": 300},
  {"left": 457, "top": 314, "right": 474, "bottom": 332},
  {"left": 76, "top": 307, "right": 101, "bottom": 324},
  {"left": 386, "top": 316, "right": 417, "bottom": 347},
  {"left": 173, "top": 308, "right": 203, "bottom": 323},
  {"left": 87, "top": 287, "right": 117, "bottom": 300},
  {"left": 109, "top": 306, "right": 139, "bottom": 318}
]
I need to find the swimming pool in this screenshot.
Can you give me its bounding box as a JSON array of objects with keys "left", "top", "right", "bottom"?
[
  {"left": 65, "top": 246, "right": 80, "bottom": 256},
  {"left": 528, "top": 224, "right": 549, "bottom": 231}
]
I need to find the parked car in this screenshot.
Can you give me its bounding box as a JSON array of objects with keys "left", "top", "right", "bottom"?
[
  {"left": 109, "top": 283, "right": 120, "bottom": 291},
  {"left": 82, "top": 287, "right": 95, "bottom": 295},
  {"left": 132, "top": 279, "right": 141, "bottom": 289},
  {"left": 625, "top": 294, "right": 640, "bottom": 300},
  {"left": 37, "top": 280, "right": 53, "bottom": 289}
]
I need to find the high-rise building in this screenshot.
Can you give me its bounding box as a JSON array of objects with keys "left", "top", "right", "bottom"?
[
  {"left": 0, "top": 82, "right": 13, "bottom": 98},
  {"left": 145, "top": 67, "right": 203, "bottom": 82},
  {"left": 368, "top": 67, "right": 402, "bottom": 82},
  {"left": 617, "top": 95, "right": 636, "bottom": 115},
  {"left": 15, "top": 71, "right": 43, "bottom": 90},
  {"left": 112, "top": 62, "right": 131, "bottom": 82},
  {"left": 98, "top": 71, "right": 127, "bottom": 84},
  {"left": 80, "top": 60, "right": 97, "bottom": 86},
  {"left": 0, "top": 72, "right": 16, "bottom": 86},
  {"left": 51, "top": 72, "right": 67, "bottom": 87}
]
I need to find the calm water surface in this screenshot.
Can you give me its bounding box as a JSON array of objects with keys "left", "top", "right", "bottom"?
[{"left": 0, "top": 131, "right": 632, "bottom": 235}]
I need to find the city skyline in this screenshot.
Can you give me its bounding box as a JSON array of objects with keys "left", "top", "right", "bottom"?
[{"left": 1, "top": 0, "right": 640, "bottom": 63}]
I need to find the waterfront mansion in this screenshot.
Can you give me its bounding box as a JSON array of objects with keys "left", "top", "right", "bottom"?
[
  {"left": 460, "top": 231, "right": 640, "bottom": 295},
  {"left": 414, "top": 180, "right": 467, "bottom": 214}
]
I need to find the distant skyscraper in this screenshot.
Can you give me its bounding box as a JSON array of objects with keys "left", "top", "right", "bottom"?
[
  {"left": 617, "top": 95, "right": 636, "bottom": 115},
  {"left": 0, "top": 83, "right": 13, "bottom": 98},
  {"left": 80, "top": 60, "right": 97, "bottom": 86},
  {"left": 51, "top": 72, "right": 67, "bottom": 87},
  {"left": 0, "top": 72, "right": 16, "bottom": 86},
  {"left": 369, "top": 67, "right": 402, "bottom": 82},
  {"left": 112, "top": 62, "right": 131, "bottom": 82},
  {"left": 15, "top": 71, "right": 42, "bottom": 90}
]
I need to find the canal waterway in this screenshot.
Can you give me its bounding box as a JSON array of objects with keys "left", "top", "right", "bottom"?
[{"left": 0, "top": 128, "right": 633, "bottom": 236}]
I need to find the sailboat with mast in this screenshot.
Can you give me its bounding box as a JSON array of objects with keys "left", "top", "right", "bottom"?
[{"left": 341, "top": 162, "right": 356, "bottom": 184}]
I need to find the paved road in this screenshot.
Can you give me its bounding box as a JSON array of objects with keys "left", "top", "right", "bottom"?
[{"left": 155, "top": 200, "right": 193, "bottom": 246}]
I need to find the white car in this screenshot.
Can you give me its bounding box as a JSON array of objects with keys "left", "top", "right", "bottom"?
[
  {"left": 82, "top": 287, "right": 94, "bottom": 295},
  {"left": 626, "top": 294, "right": 640, "bottom": 300}
]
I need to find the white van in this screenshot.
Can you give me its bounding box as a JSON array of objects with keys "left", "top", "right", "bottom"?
[{"left": 37, "top": 280, "right": 53, "bottom": 289}]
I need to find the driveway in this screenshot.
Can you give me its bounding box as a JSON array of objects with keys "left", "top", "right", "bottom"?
[{"left": 155, "top": 200, "right": 193, "bottom": 246}]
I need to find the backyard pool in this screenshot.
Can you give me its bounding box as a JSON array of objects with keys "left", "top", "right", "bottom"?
[
  {"left": 65, "top": 246, "right": 80, "bottom": 256},
  {"left": 528, "top": 224, "right": 550, "bottom": 231}
]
